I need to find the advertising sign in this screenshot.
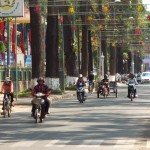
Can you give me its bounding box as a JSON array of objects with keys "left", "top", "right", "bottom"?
[
  {"left": 25, "top": 55, "right": 32, "bottom": 67},
  {"left": 4, "top": 53, "right": 15, "bottom": 65},
  {"left": 0, "top": 0, "right": 24, "bottom": 17}
]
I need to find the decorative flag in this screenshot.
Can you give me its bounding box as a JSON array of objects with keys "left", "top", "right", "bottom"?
[
  {"left": 27, "top": 31, "right": 31, "bottom": 55},
  {"left": 29, "top": 29, "right": 32, "bottom": 55},
  {"left": 0, "top": 21, "right": 4, "bottom": 41},
  {"left": 12, "top": 24, "right": 16, "bottom": 55},
  {"left": 20, "top": 28, "right": 25, "bottom": 54}
]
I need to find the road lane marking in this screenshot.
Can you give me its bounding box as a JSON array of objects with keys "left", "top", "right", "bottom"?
[
  {"left": 77, "top": 140, "right": 103, "bottom": 147},
  {"left": 146, "top": 141, "right": 150, "bottom": 148},
  {"left": 45, "top": 140, "right": 59, "bottom": 147},
  {"left": 56, "top": 140, "right": 70, "bottom": 147},
  {"left": 0, "top": 140, "right": 8, "bottom": 144},
  {"left": 114, "top": 139, "right": 135, "bottom": 148},
  {"left": 11, "top": 141, "right": 37, "bottom": 147}
]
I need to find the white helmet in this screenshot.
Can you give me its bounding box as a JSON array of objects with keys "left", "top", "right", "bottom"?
[
  {"left": 5, "top": 77, "right": 10, "bottom": 81},
  {"left": 79, "top": 74, "right": 83, "bottom": 78}
]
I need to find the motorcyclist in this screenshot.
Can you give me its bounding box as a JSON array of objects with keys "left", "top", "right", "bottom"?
[
  {"left": 31, "top": 77, "right": 51, "bottom": 116},
  {"left": 127, "top": 73, "right": 138, "bottom": 98},
  {"left": 76, "top": 74, "right": 86, "bottom": 97},
  {"left": 87, "top": 71, "right": 94, "bottom": 91},
  {"left": 101, "top": 74, "right": 110, "bottom": 94},
  {"left": 1, "top": 77, "right": 14, "bottom": 114}
]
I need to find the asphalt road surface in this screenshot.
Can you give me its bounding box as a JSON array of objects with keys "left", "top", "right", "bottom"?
[{"left": 0, "top": 83, "right": 150, "bottom": 150}]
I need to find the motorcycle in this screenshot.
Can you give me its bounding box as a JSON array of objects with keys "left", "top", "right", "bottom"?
[
  {"left": 128, "top": 83, "right": 136, "bottom": 101},
  {"left": 76, "top": 83, "right": 85, "bottom": 103},
  {"left": 32, "top": 92, "right": 46, "bottom": 123},
  {"left": 97, "top": 82, "right": 108, "bottom": 99},
  {"left": 1, "top": 93, "right": 12, "bottom": 118},
  {"left": 102, "top": 84, "right": 109, "bottom": 99}
]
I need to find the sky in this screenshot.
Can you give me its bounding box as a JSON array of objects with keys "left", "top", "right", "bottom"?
[{"left": 142, "top": 0, "right": 150, "bottom": 11}]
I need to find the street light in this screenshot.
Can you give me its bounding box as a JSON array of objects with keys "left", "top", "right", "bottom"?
[{"left": 101, "top": 52, "right": 105, "bottom": 79}]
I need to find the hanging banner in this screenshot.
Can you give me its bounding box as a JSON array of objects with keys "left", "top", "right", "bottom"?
[{"left": 0, "top": 0, "right": 24, "bottom": 17}]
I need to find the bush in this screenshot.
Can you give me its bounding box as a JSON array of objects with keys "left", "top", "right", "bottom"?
[{"left": 65, "top": 85, "right": 76, "bottom": 90}]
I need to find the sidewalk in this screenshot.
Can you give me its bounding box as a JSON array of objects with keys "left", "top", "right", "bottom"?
[{"left": 0, "top": 90, "right": 76, "bottom": 106}]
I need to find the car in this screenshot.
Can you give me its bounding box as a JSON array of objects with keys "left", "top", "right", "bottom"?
[{"left": 141, "top": 72, "right": 150, "bottom": 84}]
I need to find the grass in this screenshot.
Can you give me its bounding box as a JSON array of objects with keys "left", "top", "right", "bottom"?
[{"left": 14, "top": 85, "right": 77, "bottom": 97}]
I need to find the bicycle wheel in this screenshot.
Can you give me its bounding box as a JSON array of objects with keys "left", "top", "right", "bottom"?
[{"left": 3, "top": 101, "right": 6, "bottom": 118}]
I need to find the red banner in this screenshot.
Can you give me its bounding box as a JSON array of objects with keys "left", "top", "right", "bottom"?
[
  {"left": 12, "top": 24, "right": 16, "bottom": 54},
  {"left": 20, "top": 32, "right": 24, "bottom": 54},
  {"left": 0, "top": 21, "right": 4, "bottom": 41}
]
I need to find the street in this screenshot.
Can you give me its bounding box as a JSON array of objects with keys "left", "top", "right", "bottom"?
[{"left": 0, "top": 84, "right": 150, "bottom": 150}]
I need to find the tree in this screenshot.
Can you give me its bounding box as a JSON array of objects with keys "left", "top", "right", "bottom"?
[
  {"left": 29, "top": 0, "right": 44, "bottom": 78},
  {"left": 45, "top": 12, "right": 59, "bottom": 78}
]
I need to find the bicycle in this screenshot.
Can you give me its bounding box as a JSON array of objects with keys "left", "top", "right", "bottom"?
[{"left": 1, "top": 93, "right": 12, "bottom": 118}]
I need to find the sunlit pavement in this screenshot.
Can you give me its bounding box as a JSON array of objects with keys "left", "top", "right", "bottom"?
[{"left": 0, "top": 84, "right": 150, "bottom": 150}]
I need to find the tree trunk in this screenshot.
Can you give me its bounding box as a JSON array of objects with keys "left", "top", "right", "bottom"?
[
  {"left": 45, "top": 10, "right": 59, "bottom": 78},
  {"left": 63, "top": 16, "right": 78, "bottom": 76},
  {"left": 110, "top": 44, "right": 116, "bottom": 75},
  {"left": 88, "top": 30, "right": 93, "bottom": 74},
  {"left": 81, "top": 25, "right": 88, "bottom": 77},
  {"left": 29, "top": 0, "right": 44, "bottom": 78}
]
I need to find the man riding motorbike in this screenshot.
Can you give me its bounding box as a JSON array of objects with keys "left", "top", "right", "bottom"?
[
  {"left": 76, "top": 74, "right": 86, "bottom": 98},
  {"left": 101, "top": 74, "right": 110, "bottom": 94},
  {"left": 127, "top": 73, "right": 138, "bottom": 98},
  {"left": 1, "top": 77, "right": 14, "bottom": 115},
  {"left": 31, "top": 77, "right": 51, "bottom": 116}
]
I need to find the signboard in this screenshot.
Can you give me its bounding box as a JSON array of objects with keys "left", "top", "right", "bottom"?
[
  {"left": 25, "top": 55, "right": 32, "bottom": 67},
  {"left": 4, "top": 53, "right": 15, "bottom": 65},
  {"left": 0, "top": 0, "right": 24, "bottom": 17}
]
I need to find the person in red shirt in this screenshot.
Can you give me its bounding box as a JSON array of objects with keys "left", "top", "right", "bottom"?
[
  {"left": 1, "top": 77, "right": 14, "bottom": 114},
  {"left": 31, "top": 77, "right": 51, "bottom": 116}
]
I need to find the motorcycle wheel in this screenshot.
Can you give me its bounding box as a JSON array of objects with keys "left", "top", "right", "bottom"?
[
  {"left": 130, "top": 92, "right": 133, "bottom": 101},
  {"left": 35, "top": 108, "right": 38, "bottom": 123},
  {"left": 97, "top": 92, "right": 99, "bottom": 98}
]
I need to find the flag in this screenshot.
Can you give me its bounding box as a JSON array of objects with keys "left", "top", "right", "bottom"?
[
  {"left": 29, "top": 29, "right": 32, "bottom": 55},
  {"left": 0, "top": 21, "right": 4, "bottom": 41},
  {"left": 27, "top": 31, "right": 31, "bottom": 55},
  {"left": 12, "top": 24, "right": 16, "bottom": 55},
  {"left": 20, "top": 30, "right": 24, "bottom": 54}
]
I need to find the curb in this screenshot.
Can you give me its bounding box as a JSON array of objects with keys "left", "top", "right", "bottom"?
[{"left": 0, "top": 93, "right": 76, "bottom": 106}]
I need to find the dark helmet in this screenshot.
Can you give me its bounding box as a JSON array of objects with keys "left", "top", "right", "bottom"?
[
  {"left": 37, "top": 77, "right": 45, "bottom": 83},
  {"left": 104, "top": 74, "right": 108, "bottom": 79},
  {"left": 129, "top": 73, "right": 134, "bottom": 79}
]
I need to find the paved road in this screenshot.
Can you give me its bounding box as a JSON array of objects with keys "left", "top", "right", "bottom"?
[{"left": 0, "top": 83, "right": 150, "bottom": 150}]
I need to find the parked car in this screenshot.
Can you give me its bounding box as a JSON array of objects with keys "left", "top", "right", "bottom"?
[{"left": 141, "top": 72, "right": 150, "bottom": 84}]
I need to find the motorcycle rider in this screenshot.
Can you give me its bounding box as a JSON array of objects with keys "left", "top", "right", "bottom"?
[
  {"left": 127, "top": 73, "right": 138, "bottom": 98},
  {"left": 1, "top": 77, "right": 14, "bottom": 115},
  {"left": 31, "top": 77, "right": 51, "bottom": 116},
  {"left": 76, "top": 74, "right": 86, "bottom": 97},
  {"left": 101, "top": 74, "right": 110, "bottom": 94},
  {"left": 87, "top": 71, "right": 94, "bottom": 91}
]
